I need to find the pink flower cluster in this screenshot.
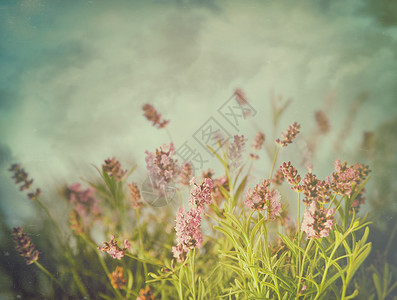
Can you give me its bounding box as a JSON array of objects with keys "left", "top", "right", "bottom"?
[
  {"left": 280, "top": 162, "right": 331, "bottom": 204},
  {"left": 172, "top": 177, "right": 213, "bottom": 262},
  {"left": 252, "top": 131, "right": 265, "bottom": 151},
  {"left": 179, "top": 162, "right": 193, "bottom": 186},
  {"left": 145, "top": 143, "right": 179, "bottom": 190},
  {"left": 328, "top": 159, "right": 370, "bottom": 211},
  {"left": 301, "top": 172, "right": 331, "bottom": 205},
  {"left": 272, "top": 168, "right": 285, "bottom": 186},
  {"left": 244, "top": 179, "right": 282, "bottom": 220},
  {"left": 280, "top": 161, "right": 301, "bottom": 186},
  {"left": 174, "top": 207, "right": 203, "bottom": 252},
  {"left": 128, "top": 182, "right": 143, "bottom": 209},
  {"left": 275, "top": 122, "right": 301, "bottom": 147},
  {"left": 66, "top": 183, "right": 101, "bottom": 218},
  {"left": 98, "top": 235, "right": 131, "bottom": 260},
  {"left": 329, "top": 159, "right": 370, "bottom": 198},
  {"left": 201, "top": 170, "right": 228, "bottom": 205},
  {"left": 142, "top": 103, "right": 169, "bottom": 129},
  {"left": 189, "top": 177, "right": 214, "bottom": 213},
  {"left": 229, "top": 135, "right": 247, "bottom": 171},
  {"left": 301, "top": 202, "right": 335, "bottom": 238},
  {"left": 102, "top": 157, "right": 127, "bottom": 182}
]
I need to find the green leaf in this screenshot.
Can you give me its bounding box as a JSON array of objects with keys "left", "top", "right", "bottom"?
[
  {"left": 346, "top": 243, "right": 371, "bottom": 286},
  {"left": 234, "top": 174, "right": 248, "bottom": 202},
  {"left": 345, "top": 289, "right": 359, "bottom": 299},
  {"left": 127, "top": 268, "right": 133, "bottom": 290},
  {"left": 207, "top": 145, "right": 228, "bottom": 169},
  {"left": 218, "top": 185, "right": 231, "bottom": 201},
  {"left": 372, "top": 272, "right": 382, "bottom": 300}
]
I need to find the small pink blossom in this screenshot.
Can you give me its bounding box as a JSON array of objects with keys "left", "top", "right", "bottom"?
[
  {"left": 229, "top": 135, "right": 247, "bottom": 171},
  {"left": 128, "top": 182, "right": 143, "bottom": 209},
  {"left": 171, "top": 244, "right": 187, "bottom": 263},
  {"left": 245, "top": 180, "right": 282, "bottom": 220},
  {"left": 301, "top": 202, "right": 335, "bottom": 238},
  {"left": 142, "top": 103, "right": 169, "bottom": 129},
  {"left": 275, "top": 122, "right": 301, "bottom": 147},
  {"left": 301, "top": 172, "right": 331, "bottom": 205},
  {"left": 328, "top": 159, "right": 370, "bottom": 203},
  {"left": 252, "top": 131, "right": 265, "bottom": 151},
  {"left": 174, "top": 206, "right": 203, "bottom": 253},
  {"left": 189, "top": 177, "right": 213, "bottom": 213},
  {"left": 280, "top": 161, "right": 301, "bottom": 186},
  {"left": 102, "top": 157, "right": 127, "bottom": 181},
  {"left": 65, "top": 182, "right": 101, "bottom": 227},
  {"left": 234, "top": 88, "right": 248, "bottom": 105},
  {"left": 98, "top": 235, "right": 131, "bottom": 260},
  {"left": 179, "top": 163, "right": 193, "bottom": 186},
  {"left": 145, "top": 143, "right": 179, "bottom": 190}
]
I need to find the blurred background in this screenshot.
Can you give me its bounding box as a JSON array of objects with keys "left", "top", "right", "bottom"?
[{"left": 0, "top": 0, "right": 396, "bottom": 298}]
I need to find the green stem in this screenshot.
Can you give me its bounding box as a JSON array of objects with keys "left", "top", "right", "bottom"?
[
  {"left": 36, "top": 199, "right": 88, "bottom": 296},
  {"left": 269, "top": 146, "right": 281, "bottom": 180},
  {"left": 34, "top": 261, "right": 66, "bottom": 293},
  {"left": 385, "top": 221, "right": 397, "bottom": 256},
  {"left": 136, "top": 209, "right": 148, "bottom": 282},
  {"left": 297, "top": 191, "right": 302, "bottom": 289},
  {"left": 82, "top": 234, "right": 124, "bottom": 299},
  {"left": 190, "top": 248, "right": 197, "bottom": 300},
  {"left": 296, "top": 239, "right": 313, "bottom": 297},
  {"left": 316, "top": 240, "right": 340, "bottom": 299}
]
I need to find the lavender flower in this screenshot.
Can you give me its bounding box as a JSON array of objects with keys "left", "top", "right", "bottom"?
[
  {"left": 102, "top": 157, "right": 127, "bottom": 182},
  {"left": 301, "top": 172, "right": 331, "bottom": 205},
  {"left": 272, "top": 168, "right": 285, "bottom": 186},
  {"left": 174, "top": 206, "right": 203, "bottom": 254},
  {"left": 179, "top": 162, "right": 193, "bottom": 186},
  {"left": 328, "top": 159, "right": 370, "bottom": 198},
  {"left": 234, "top": 88, "right": 252, "bottom": 117},
  {"left": 189, "top": 177, "right": 213, "bottom": 213},
  {"left": 109, "top": 266, "right": 126, "bottom": 290},
  {"left": 10, "top": 166, "right": 28, "bottom": 184},
  {"left": 27, "top": 188, "right": 42, "bottom": 200},
  {"left": 275, "top": 122, "right": 301, "bottom": 147},
  {"left": 229, "top": 135, "right": 247, "bottom": 171},
  {"left": 301, "top": 202, "right": 335, "bottom": 238},
  {"left": 315, "top": 110, "right": 330, "bottom": 134},
  {"left": 244, "top": 179, "right": 282, "bottom": 220},
  {"left": 12, "top": 227, "right": 39, "bottom": 265},
  {"left": 65, "top": 183, "right": 101, "bottom": 225},
  {"left": 128, "top": 182, "right": 143, "bottom": 209},
  {"left": 137, "top": 286, "right": 155, "bottom": 300},
  {"left": 9, "top": 164, "right": 40, "bottom": 199},
  {"left": 142, "top": 103, "right": 169, "bottom": 129},
  {"left": 145, "top": 143, "right": 179, "bottom": 190},
  {"left": 252, "top": 131, "right": 265, "bottom": 151},
  {"left": 171, "top": 244, "right": 187, "bottom": 263},
  {"left": 234, "top": 88, "right": 248, "bottom": 105},
  {"left": 280, "top": 161, "right": 301, "bottom": 186},
  {"left": 98, "top": 235, "right": 131, "bottom": 260},
  {"left": 202, "top": 169, "right": 214, "bottom": 179},
  {"left": 69, "top": 210, "right": 84, "bottom": 235}
]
